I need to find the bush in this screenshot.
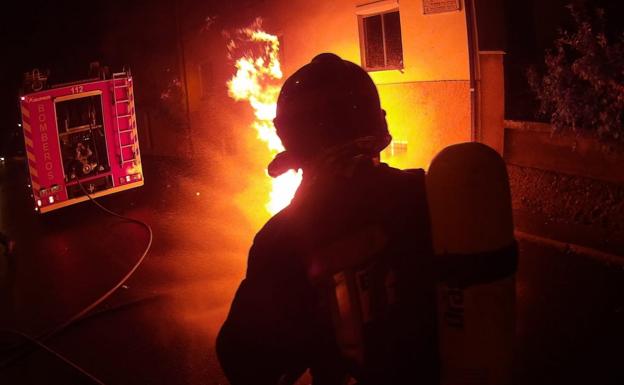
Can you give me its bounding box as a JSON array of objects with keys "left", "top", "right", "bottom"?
[{"left": 528, "top": 3, "right": 624, "bottom": 148}]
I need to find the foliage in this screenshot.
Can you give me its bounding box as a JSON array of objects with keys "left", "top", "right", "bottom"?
[{"left": 528, "top": 3, "right": 624, "bottom": 147}]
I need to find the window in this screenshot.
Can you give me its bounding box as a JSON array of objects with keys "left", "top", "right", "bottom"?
[{"left": 359, "top": 10, "right": 404, "bottom": 71}]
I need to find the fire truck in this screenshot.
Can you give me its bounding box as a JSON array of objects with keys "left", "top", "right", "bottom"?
[{"left": 19, "top": 67, "right": 144, "bottom": 213}]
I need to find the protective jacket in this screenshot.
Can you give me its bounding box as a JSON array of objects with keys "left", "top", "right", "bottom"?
[{"left": 217, "top": 160, "right": 439, "bottom": 385}]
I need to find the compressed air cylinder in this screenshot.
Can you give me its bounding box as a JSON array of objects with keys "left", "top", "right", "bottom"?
[{"left": 426, "top": 142, "right": 516, "bottom": 385}]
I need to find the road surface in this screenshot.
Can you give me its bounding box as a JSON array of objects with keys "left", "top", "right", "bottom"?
[{"left": 0, "top": 156, "right": 622, "bottom": 385}]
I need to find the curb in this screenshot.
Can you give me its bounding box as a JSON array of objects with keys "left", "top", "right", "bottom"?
[{"left": 515, "top": 230, "right": 624, "bottom": 266}]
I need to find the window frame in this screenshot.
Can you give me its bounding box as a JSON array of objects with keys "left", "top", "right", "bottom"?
[{"left": 357, "top": 7, "right": 404, "bottom": 72}]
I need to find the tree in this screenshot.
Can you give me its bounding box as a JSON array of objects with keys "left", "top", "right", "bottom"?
[{"left": 528, "top": 3, "right": 624, "bottom": 148}]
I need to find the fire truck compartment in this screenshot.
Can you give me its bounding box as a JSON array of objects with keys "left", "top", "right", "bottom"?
[{"left": 19, "top": 72, "right": 144, "bottom": 213}]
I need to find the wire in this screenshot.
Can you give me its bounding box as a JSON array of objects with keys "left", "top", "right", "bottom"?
[
  {"left": 0, "top": 176, "right": 153, "bottom": 385},
  {"left": 4, "top": 330, "right": 106, "bottom": 385}
]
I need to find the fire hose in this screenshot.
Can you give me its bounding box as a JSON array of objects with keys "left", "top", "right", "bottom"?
[{"left": 0, "top": 178, "right": 153, "bottom": 385}]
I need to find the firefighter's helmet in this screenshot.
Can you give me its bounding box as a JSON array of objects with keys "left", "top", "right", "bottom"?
[{"left": 269, "top": 53, "right": 391, "bottom": 177}]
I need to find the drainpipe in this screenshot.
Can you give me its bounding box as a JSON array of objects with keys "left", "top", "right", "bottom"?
[{"left": 465, "top": 0, "right": 480, "bottom": 142}]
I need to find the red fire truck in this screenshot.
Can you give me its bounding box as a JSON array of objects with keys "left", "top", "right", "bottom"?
[{"left": 19, "top": 68, "right": 144, "bottom": 213}]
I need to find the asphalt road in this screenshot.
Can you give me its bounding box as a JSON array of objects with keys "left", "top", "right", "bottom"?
[{"left": 0, "top": 156, "right": 623, "bottom": 385}]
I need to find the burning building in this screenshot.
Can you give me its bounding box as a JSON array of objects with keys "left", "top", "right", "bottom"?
[{"left": 178, "top": 0, "right": 505, "bottom": 214}]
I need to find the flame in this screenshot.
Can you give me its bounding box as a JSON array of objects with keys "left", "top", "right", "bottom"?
[{"left": 227, "top": 21, "right": 302, "bottom": 214}]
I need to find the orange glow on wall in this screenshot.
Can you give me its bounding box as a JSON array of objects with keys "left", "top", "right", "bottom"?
[
  {"left": 259, "top": 0, "right": 472, "bottom": 171},
  {"left": 227, "top": 21, "right": 302, "bottom": 214}
]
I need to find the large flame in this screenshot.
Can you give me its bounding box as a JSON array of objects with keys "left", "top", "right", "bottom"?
[{"left": 227, "top": 22, "right": 302, "bottom": 214}]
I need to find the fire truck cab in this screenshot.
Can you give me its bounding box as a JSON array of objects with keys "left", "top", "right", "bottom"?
[{"left": 19, "top": 68, "right": 144, "bottom": 213}]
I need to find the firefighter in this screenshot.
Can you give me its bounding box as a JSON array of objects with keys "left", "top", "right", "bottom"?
[{"left": 216, "top": 53, "right": 439, "bottom": 385}]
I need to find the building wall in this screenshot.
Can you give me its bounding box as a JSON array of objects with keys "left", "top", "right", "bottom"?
[
  {"left": 259, "top": 0, "right": 472, "bottom": 169},
  {"left": 182, "top": 29, "right": 249, "bottom": 158},
  {"left": 377, "top": 80, "right": 471, "bottom": 169},
  {"left": 184, "top": 0, "right": 472, "bottom": 170}
]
